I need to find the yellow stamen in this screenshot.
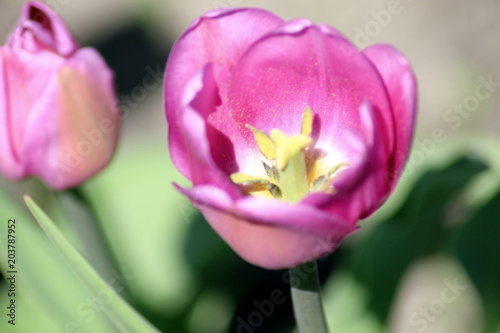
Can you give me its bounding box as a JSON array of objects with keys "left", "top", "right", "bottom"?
[
  {"left": 230, "top": 107, "right": 347, "bottom": 202},
  {"left": 230, "top": 172, "right": 268, "bottom": 185},
  {"left": 311, "top": 162, "right": 348, "bottom": 193},
  {"left": 271, "top": 129, "right": 312, "bottom": 171},
  {"left": 247, "top": 125, "right": 275, "bottom": 160},
  {"left": 301, "top": 107, "right": 313, "bottom": 136},
  {"left": 230, "top": 172, "right": 270, "bottom": 193}
]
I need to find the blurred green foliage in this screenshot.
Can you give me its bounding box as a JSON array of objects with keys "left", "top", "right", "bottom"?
[{"left": 349, "top": 156, "right": 487, "bottom": 322}]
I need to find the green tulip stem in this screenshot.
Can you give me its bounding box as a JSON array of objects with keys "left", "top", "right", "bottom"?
[{"left": 290, "top": 261, "right": 329, "bottom": 333}]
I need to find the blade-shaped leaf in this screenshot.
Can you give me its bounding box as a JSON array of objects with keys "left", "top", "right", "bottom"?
[
  {"left": 0, "top": 186, "right": 116, "bottom": 333},
  {"left": 24, "top": 196, "right": 160, "bottom": 333}
]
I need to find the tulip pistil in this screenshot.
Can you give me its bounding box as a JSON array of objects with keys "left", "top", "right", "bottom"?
[{"left": 230, "top": 108, "right": 346, "bottom": 202}]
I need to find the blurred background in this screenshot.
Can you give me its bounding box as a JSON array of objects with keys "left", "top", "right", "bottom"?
[{"left": 1, "top": 0, "right": 499, "bottom": 332}]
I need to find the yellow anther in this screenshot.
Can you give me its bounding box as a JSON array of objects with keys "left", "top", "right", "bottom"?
[
  {"left": 246, "top": 125, "right": 276, "bottom": 160},
  {"left": 301, "top": 107, "right": 313, "bottom": 137},
  {"left": 270, "top": 128, "right": 312, "bottom": 171},
  {"left": 230, "top": 172, "right": 270, "bottom": 193},
  {"left": 230, "top": 172, "right": 268, "bottom": 185}
]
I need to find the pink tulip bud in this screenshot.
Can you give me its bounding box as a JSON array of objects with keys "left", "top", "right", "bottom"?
[{"left": 0, "top": 1, "right": 119, "bottom": 189}]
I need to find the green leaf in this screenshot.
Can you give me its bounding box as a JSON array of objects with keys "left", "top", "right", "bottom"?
[
  {"left": 348, "top": 156, "right": 488, "bottom": 323},
  {"left": 0, "top": 187, "right": 116, "bottom": 332},
  {"left": 24, "top": 196, "right": 160, "bottom": 333},
  {"left": 453, "top": 190, "right": 500, "bottom": 332}
]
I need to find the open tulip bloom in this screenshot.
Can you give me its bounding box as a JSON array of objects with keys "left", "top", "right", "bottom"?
[{"left": 165, "top": 8, "right": 416, "bottom": 331}]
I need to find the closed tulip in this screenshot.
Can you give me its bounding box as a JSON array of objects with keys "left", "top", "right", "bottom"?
[{"left": 0, "top": 1, "right": 119, "bottom": 189}]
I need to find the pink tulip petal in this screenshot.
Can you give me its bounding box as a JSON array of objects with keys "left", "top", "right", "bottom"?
[
  {"left": 301, "top": 112, "right": 372, "bottom": 207},
  {"left": 20, "top": 48, "right": 119, "bottom": 189},
  {"left": 222, "top": 19, "right": 392, "bottom": 175},
  {"left": 175, "top": 183, "right": 357, "bottom": 269},
  {"left": 363, "top": 44, "right": 418, "bottom": 189},
  {"left": 10, "top": 1, "right": 78, "bottom": 55},
  {"left": 327, "top": 102, "right": 392, "bottom": 220},
  {"left": 0, "top": 48, "right": 20, "bottom": 178},
  {"left": 236, "top": 197, "right": 356, "bottom": 236},
  {"left": 175, "top": 184, "right": 355, "bottom": 234},
  {"left": 201, "top": 206, "right": 341, "bottom": 269},
  {"left": 0, "top": 46, "right": 64, "bottom": 178},
  {"left": 165, "top": 8, "right": 284, "bottom": 178},
  {"left": 1, "top": 1, "right": 77, "bottom": 181},
  {"left": 178, "top": 65, "right": 242, "bottom": 197}
]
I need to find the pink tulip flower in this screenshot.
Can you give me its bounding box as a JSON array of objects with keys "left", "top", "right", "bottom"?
[
  {"left": 0, "top": 1, "right": 119, "bottom": 189},
  {"left": 165, "top": 8, "right": 417, "bottom": 269}
]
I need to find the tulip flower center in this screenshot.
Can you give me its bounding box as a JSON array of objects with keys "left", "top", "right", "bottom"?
[{"left": 230, "top": 108, "right": 347, "bottom": 202}]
